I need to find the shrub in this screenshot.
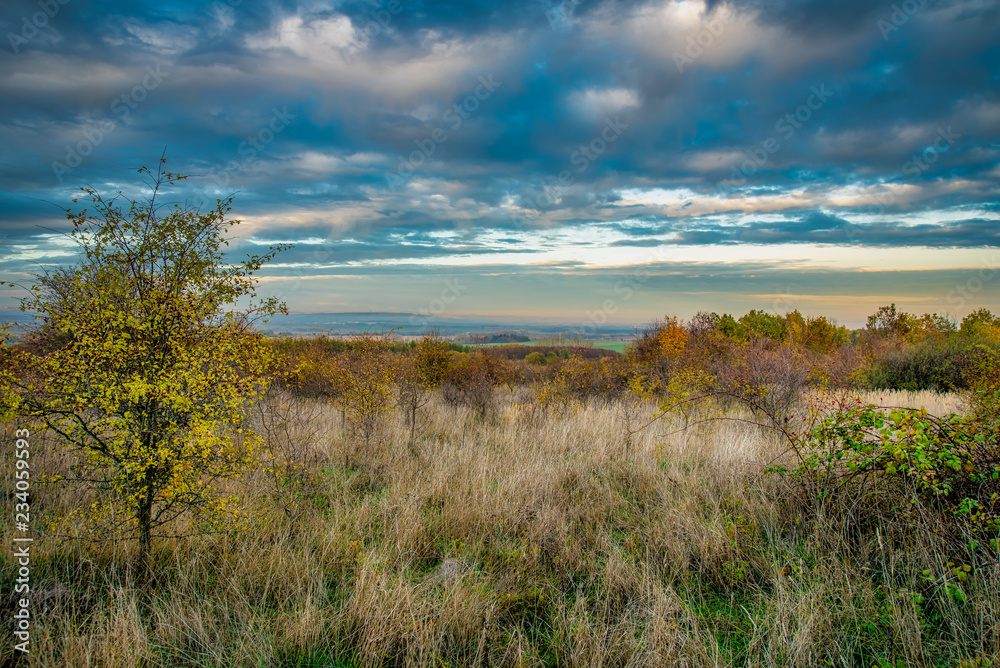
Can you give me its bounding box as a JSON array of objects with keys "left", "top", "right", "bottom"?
[
  {"left": 629, "top": 316, "right": 686, "bottom": 366},
  {"left": 525, "top": 351, "right": 547, "bottom": 365},
  {"left": 772, "top": 395, "right": 1000, "bottom": 551},
  {"left": 712, "top": 338, "right": 812, "bottom": 420},
  {"left": 413, "top": 335, "right": 452, "bottom": 388},
  {"left": 863, "top": 338, "right": 972, "bottom": 392},
  {"left": 397, "top": 335, "right": 452, "bottom": 451},
  {"left": 271, "top": 336, "right": 345, "bottom": 398},
  {"left": 484, "top": 345, "right": 614, "bottom": 361},
  {"left": 442, "top": 350, "right": 514, "bottom": 416},
  {"left": 965, "top": 344, "right": 1000, "bottom": 424},
  {"left": 333, "top": 334, "right": 397, "bottom": 453},
  {"left": 539, "top": 355, "right": 634, "bottom": 404}
]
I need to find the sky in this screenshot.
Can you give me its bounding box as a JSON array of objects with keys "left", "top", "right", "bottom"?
[{"left": 1, "top": 0, "right": 998, "bottom": 330}]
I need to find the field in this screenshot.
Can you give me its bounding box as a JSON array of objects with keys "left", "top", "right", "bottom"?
[
  {"left": 525, "top": 340, "right": 629, "bottom": 354},
  {"left": 5, "top": 386, "right": 999, "bottom": 667},
  {"left": 473, "top": 340, "right": 628, "bottom": 354}
]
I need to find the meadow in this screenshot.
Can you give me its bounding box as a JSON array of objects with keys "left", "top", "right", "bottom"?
[
  {"left": 527, "top": 340, "right": 629, "bottom": 355},
  {"left": 4, "top": 380, "right": 998, "bottom": 667}
]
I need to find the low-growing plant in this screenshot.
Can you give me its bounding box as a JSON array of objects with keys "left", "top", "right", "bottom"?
[
  {"left": 768, "top": 395, "right": 1000, "bottom": 554},
  {"left": 966, "top": 344, "right": 1000, "bottom": 422}
]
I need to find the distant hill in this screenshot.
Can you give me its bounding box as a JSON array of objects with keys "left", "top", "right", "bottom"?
[
  {"left": 3, "top": 307, "right": 640, "bottom": 341},
  {"left": 455, "top": 331, "right": 532, "bottom": 344}
]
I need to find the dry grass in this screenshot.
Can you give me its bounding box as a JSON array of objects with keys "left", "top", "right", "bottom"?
[{"left": 3, "top": 388, "right": 998, "bottom": 667}]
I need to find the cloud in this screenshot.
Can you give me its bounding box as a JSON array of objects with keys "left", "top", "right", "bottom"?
[{"left": 0, "top": 0, "right": 997, "bottom": 321}]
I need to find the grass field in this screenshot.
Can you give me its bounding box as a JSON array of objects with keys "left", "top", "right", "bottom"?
[
  {"left": 524, "top": 339, "right": 629, "bottom": 354},
  {"left": 5, "top": 387, "right": 998, "bottom": 667}
]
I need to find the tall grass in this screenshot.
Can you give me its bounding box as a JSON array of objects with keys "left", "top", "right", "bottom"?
[{"left": 3, "top": 389, "right": 997, "bottom": 667}]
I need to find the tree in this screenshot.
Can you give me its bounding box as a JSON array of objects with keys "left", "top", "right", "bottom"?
[
  {"left": 6, "top": 161, "right": 287, "bottom": 568},
  {"left": 738, "top": 309, "right": 787, "bottom": 341},
  {"left": 687, "top": 311, "right": 720, "bottom": 338},
  {"left": 865, "top": 303, "right": 915, "bottom": 338},
  {"left": 717, "top": 313, "right": 745, "bottom": 340},
  {"left": 525, "top": 351, "right": 547, "bottom": 365},
  {"left": 803, "top": 315, "right": 845, "bottom": 354},
  {"left": 657, "top": 316, "right": 688, "bottom": 357},
  {"left": 629, "top": 315, "right": 687, "bottom": 367},
  {"left": 783, "top": 309, "right": 806, "bottom": 345},
  {"left": 960, "top": 308, "right": 1000, "bottom": 343},
  {"left": 909, "top": 312, "right": 956, "bottom": 343},
  {"left": 442, "top": 350, "right": 513, "bottom": 417}
]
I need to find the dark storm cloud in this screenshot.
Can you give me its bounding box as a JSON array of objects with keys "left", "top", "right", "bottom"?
[{"left": 710, "top": 0, "right": 896, "bottom": 35}]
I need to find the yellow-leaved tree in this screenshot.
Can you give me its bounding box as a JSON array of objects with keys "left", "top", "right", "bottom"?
[{"left": 5, "top": 160, "right": 288, "bottom": 569}]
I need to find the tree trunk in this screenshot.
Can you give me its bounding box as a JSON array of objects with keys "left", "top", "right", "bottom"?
[
  {"left": 408, "top": 404, "right": 417, "bottom": 455},
  {"left": 137, "top": 477, "right": 154, "bottom": 581}
]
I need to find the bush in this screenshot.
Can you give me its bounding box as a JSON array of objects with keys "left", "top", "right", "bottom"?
[
  {"left": 773, "top": 395, "right": 1000, "bottom": 551},
  {"left": 525, "top": 352, "right": 547, "bottom": 365},
  {"left": 485, "top": 345, "right": 615, "bottom": 361},
  {"left": 965, "top": 344, "right": 1000, "bottom": 425},
  {"left": 628, "top": 316, "right": 687, "bottom": 384},
  {"left": 864, "top": 338, "right": 973, "bottom": 392},
  {"left": 442, "top": 351, "right": 515, "bottom": 416},
  {"left": 712, "top": 338, "right": 812, "bottom": 420},
  {"left": 538, "top": 355, "right": 634, "bottom": 403},
  {"left": 397, "top": 336, "right": 452, "bottom": 451},
  {"left": 332, "top": 334, "right": 397, "bottom": 452},
  {"left": 270, "top": 336, "right": 345, "bottom": 398}
]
